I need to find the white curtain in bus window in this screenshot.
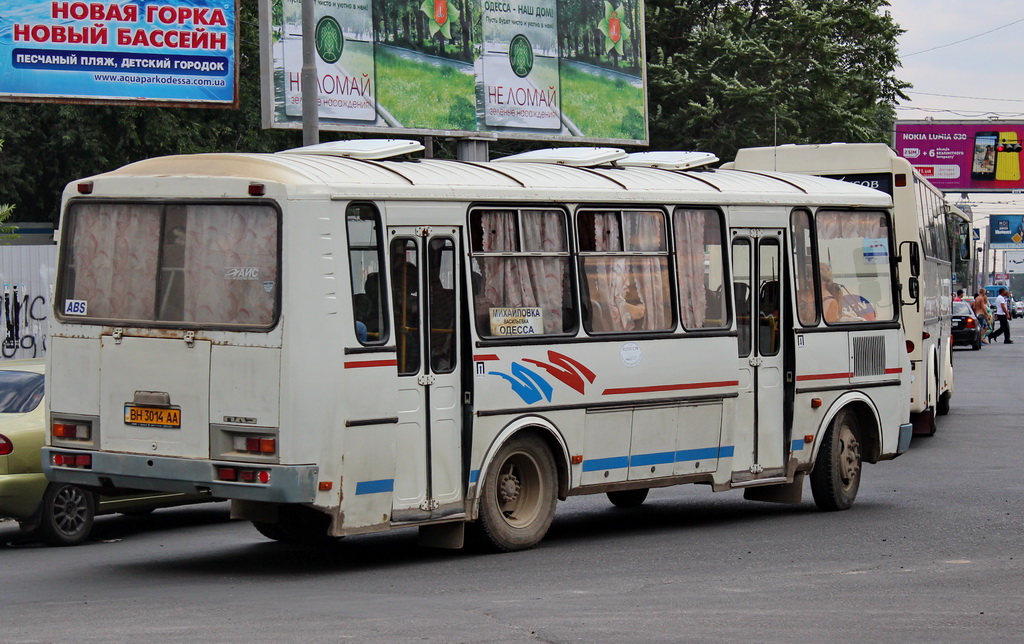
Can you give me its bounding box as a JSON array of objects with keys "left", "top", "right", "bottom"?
[
  {"left": 815, "top": 210, "right": 894, "bottom": 323},
  {"left": 182, "top": 204, "right": 278, "bottom": 326},
  {"left": 673, "top": 208, "right": 726, "bottom": 329},
  {"left": 66, "top": 203, "right": 162, "bottom": 321},
  {"left": 581, "top": 210, "right": 671, "bottom": 333},
  {"left": 476, "top": 209, "right": 569, "bottom": 336}
]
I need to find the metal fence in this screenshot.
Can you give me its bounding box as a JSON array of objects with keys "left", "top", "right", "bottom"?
[{"left": 0, "top": 245, "right": 57, "bottom": 360}]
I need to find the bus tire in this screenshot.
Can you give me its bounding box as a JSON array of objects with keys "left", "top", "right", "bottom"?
[
  {"left": 810, "top": 409, "right": 862, "bottom": 512},
  {"left": 936, "top": 391, "right": 951, "bottom": 416},
  {"left": 39, "top": 483, "right": 96, "bottom": 547},
  {"left": 607, "top": 488, "right": 649, "bottom": 508},
  {"left": 476, "top": 434, "right": 558, "bottom": 552}
]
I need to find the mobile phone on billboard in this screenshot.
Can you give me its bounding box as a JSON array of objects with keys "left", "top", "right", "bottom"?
[
  {"left": 996, "top": 132, "right": 1022, "bottom": 182},
  {"left": 972, "top": 131, "right": 998, "bottom": 181}
]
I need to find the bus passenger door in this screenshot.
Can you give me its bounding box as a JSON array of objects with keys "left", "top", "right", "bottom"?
[
  {"left": 388, "top": 228, "right": 464, "bottom": 522},
  {"left": 731, "top": 229, "right": 787, "bottom": 482}
]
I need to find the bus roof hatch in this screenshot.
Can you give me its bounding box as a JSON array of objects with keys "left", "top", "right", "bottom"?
[
  {"left": 494, "top": 147, "right": 628, "bottom": 167},
  {"left": 278, "top": 139, "right": 425, "bottom": 160},
  {"left": 619, "top": 151, "right": 719, "bottom": 170}
]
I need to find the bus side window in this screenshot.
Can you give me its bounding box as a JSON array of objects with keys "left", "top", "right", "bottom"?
[
  {"left": 346, "top": 203, "right": 388, "bottom": 344},
  {"left": 673, "top": 208, "right": 728, "bottom": 329}
]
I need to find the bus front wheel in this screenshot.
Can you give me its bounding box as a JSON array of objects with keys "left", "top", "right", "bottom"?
[
  {"left": 476, "top": 434, "right": 558, "bottom": 552},
  {"left": 810, "top": 409, "right": 862, "bottom": 511}
]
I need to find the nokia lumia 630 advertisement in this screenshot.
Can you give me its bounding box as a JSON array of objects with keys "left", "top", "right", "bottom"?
[
  {"left": 896, "top": 121, "right": 1024, "bottom": 192},
  {"left": 972, "top": 131, "right": 997, "bottom": 181}
]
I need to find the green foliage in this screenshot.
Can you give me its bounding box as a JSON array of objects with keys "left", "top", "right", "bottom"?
[{"left": 645, "top": 0, "right": 909, "bottom": 159}]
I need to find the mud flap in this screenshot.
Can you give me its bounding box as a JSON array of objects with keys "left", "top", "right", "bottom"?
[
  {"left": 911, "top": 408, "right": 936, "bottom": 436},
  {"left": 418, "top": 521, "right": 465, "bottom": 549},
  {"left": 743, "top": 473, "right": 805, "bottom": 504}
]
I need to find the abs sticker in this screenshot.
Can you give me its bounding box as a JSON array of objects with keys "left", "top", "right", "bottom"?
[{"left": 64, "top": 299, "right": 88, "bottom": 316}]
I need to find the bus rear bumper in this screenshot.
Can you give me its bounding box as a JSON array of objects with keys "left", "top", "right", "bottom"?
[{"left": 41, "top": 449, "right": 318, "bottom": 504}]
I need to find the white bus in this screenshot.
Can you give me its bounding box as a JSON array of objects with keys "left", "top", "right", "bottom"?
[
  {"left": 43, "top": 141, "right": 912, "bottom": 550},
  {"left": 726, "top": 143, "right": 969, "bottom": 436}
]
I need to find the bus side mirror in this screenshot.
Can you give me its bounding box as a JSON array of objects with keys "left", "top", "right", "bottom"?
[
  {"left": 902, "top": 276, "right": 920, "bottom": 308},
  {"left": 958, "top": 221, "right": 971, "bottom": 261},
  {"left": 899, "top": 241, "right": 921, "bottom": 277}
]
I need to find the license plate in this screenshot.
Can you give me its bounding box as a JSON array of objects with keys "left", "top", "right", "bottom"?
[{"left": 124, "top": 405, "right": 181, "bottom": 428}]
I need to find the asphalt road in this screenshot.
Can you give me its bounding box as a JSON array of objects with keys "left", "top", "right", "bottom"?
[{"left": 2, "top": 338, "right": 1022, "bottom": 643}]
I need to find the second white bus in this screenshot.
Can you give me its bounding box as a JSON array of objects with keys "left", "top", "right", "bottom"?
[
  {"left": 727, "top": 143, "right": 969, "bottom": 436},
  {"left": 44, "top": 142, "right": 912, "bottom": 550}
]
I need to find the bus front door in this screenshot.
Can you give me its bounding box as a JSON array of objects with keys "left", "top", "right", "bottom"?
[
  {"left": 731, "top": 229, "right": 787, "bottom": 482},
  {"left": 388, "top": 228, "right": 464, "bottom": 523}
]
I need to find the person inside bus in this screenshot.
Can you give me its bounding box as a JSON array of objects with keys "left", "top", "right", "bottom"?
[{"left": 819, "top": 263, "right": 842, "bottom": 323}]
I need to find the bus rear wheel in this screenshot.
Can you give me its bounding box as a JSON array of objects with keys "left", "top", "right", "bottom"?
[
  {"left": 810, "top": 409, "right": 862, "bottom": 511},
  {"left": 476, "top": 434, "right": 557, "bottom": 552}
]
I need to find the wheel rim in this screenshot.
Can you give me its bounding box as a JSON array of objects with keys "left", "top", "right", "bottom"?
[
  {"left": 836, "top": 423, "right": 862, "bottom": 491},
  {"left": 495, "top": 450, "right": 543, "bottom": 528},
  {"left": 52, "top": 486, "right": 89, "bottom": 536}
]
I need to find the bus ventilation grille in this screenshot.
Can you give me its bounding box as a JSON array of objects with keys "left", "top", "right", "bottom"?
[{"left": 852, "top": 336, "right": 885, "bottom": 377}]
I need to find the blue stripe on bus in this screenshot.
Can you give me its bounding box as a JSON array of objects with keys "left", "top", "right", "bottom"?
[
  {"left": 675, "top": 446, "right": 725, "bottom": 462},
  {"left": 629, "top": 451, "right": 675, "bottom": 467},
  {"left": 355, "top": 479, "right": 394, "bottom": 495},
  {"left": 469, "top": 469, "right": 480, "bottom": 484},
  {"left": 791, "top": 439, "right": 806, "bottom": 451},
  {"left": 581, "top": 456, "right": 630, "bottom": 472},
  {"left": 582, "top": 446, "right": 734, "bottom": 472}
]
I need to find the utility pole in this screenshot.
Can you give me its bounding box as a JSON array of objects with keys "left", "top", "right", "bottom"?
[{"left": 301, "top": 0, "right": 319, "bottom": 146}]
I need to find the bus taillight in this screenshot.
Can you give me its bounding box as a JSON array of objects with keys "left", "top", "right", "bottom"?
[
  {"left": 52, "top": 422, "right": 92, "bottom": 440},
  {"left": 906, "top": 340, "right": 915, "bottom": 353},
  {"left": 52, "top": 452, "right": 92, "bottom": 468}
]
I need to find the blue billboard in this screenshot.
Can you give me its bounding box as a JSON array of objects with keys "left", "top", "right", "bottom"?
[
  {"left": 0, "top": 1, "right": 237, "bottom": 107},
  {"left": 989, "top": 215, "right": 1024, "bottom": 249}
]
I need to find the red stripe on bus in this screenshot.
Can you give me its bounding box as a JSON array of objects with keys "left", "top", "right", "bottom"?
[
  {"left": 884, "top": 368, "right": 903, "bottom": 374},
  {"left": 474, "top": 354, "right": 501, "bottom": 361},
  {"left": 796, "top": 372, "right": 854, "bottom": 381},
  {"left": 602, "top": 380, "right": 739, "bottom": 395},
  {"left": 344, "top": 359, "right": 398, "bottom": 369}
]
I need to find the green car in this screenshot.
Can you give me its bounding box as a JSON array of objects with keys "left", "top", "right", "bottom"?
[{"left": 0, "top": 359, "right": 218, "bottom": 546}]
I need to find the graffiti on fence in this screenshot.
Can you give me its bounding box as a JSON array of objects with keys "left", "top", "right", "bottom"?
[{"left": 1, "top": 284, "right": 49, "bottom": 360}]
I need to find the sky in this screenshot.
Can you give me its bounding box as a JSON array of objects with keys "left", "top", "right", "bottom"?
[
  {"left": 888, "top": 0, "right": 1024, "bottom": 121},
  {"left": 887, "top": 1, "right": 1024, "bottom": 235}
]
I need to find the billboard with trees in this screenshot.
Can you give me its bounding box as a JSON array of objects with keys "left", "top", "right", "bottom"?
[{"left": 259, "top": 0, "right": 647, "bottom": 143}]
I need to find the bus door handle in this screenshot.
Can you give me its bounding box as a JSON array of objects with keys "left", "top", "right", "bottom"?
[{"left": 418, "top": 374, "right": 436, "bottom": 386}]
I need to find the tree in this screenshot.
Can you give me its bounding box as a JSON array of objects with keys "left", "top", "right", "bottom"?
[{"left": 645, "top": 0, "right": 909, "bottom": 159}]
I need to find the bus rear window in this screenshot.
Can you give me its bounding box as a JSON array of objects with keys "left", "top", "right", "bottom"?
[{"left": 58, "top": 202, "right": 279, "bottom": 328}]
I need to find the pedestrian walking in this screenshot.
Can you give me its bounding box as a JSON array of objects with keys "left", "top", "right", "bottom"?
[
  {"left": 989, "top": 288, "right": 1014, "bottom": 344},
  {"left": 972, "top": 290, "right": 992, "bottom": 344}
]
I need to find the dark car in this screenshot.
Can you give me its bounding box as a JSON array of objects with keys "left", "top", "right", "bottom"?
[{"left": 951, "top": 301, "right": 982, "bottom": 350}]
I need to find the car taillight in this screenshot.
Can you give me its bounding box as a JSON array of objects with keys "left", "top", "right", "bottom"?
[
  {"left": 52, "top": 421, "right": 92, "bottom": 440},
  {"left": 966, "top": 317, "right": 976, "bottom": 329},
  {"left": 0, "top": 434, "right": 12, "bottom": 456}
]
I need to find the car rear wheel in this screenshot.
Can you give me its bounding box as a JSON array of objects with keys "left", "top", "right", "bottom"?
[{"left": 39, "top": 483, "right": 96, "bottom": 546}]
